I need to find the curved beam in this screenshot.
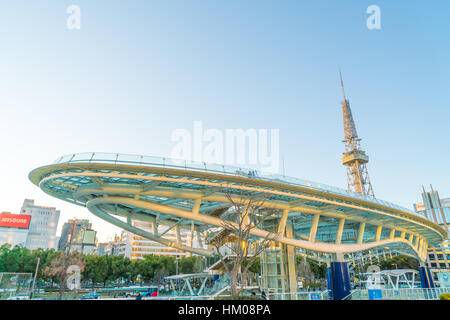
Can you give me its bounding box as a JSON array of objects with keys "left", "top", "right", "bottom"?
[
  {"left": 38, "top": 171, "right": 446, "bottom": 241},
  {"left": 72, "top": 185, "right": 435, "bottom": 242},
  {"left": 87, "top": 200, "right": 214, "bottom": 257},
  {"left": 87, "top": 196, "right": 425, "bottom": 258}
]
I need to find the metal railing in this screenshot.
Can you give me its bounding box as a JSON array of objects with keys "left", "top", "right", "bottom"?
[
  {"left": 265, "top": 290, "right": 330, "bottom": 300},
  {"left": 98, "top": 290, "right": 331, "bottom": 300},
  {"left": 51, "top": 152, "right": 416, "bottom": 214},
  {"left": 343, "top": 287, "right": 450, "bottom": 300}
]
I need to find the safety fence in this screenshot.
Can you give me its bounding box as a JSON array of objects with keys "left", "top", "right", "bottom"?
[{"left": 343, "top": 287, "right": 450, "bottom": 300}]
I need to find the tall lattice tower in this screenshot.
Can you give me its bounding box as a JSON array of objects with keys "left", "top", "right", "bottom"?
[{"left": 339, "top": 71, "right": 375, "bottom": 197}]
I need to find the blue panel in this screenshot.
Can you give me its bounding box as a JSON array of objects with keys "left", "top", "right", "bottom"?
[
  {"left": 326, "top": 266, "right": 333, "bottom": 300},
  {"left": 309, "top": 293, "right": 321, "bottom": 300},
  {"left": 368, "top": 289, "right": 383, "bottom": 300},
  {"left": 419, "top": 266, "right": 435, "bottom": 288},
  {"left": 329, "top": 262, "right": 351, "bottom": 300}
]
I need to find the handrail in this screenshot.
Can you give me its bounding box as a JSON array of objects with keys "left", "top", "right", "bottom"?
[
  {"left": 50, "top": 152, "right": 416, "bottom": 214},
  {"left": 342, "top": 287, "right": 450, "bottom": 300}
]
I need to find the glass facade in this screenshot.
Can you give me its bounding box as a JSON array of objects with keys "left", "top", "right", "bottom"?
[{"left": 414, "top": 189, "right": 450, "bottom": 270}]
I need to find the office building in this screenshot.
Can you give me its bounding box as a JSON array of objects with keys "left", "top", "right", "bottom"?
[
  {"left": 58, "top": 219, "right": 97, "bottom": 254},
  {"left": 117, "top": 220, "right": 202, "bottom": 260},
  {"left": 21, "top": 199, "right": 60, "bottom": 250},
  {"left": 414, "top": 188, "right": 450, "bottom": 270}
]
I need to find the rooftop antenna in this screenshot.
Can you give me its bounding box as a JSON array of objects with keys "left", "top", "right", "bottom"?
[
  {"left": 339, "top": 67, "right": 346, "bottom": 100},
  {"left": 339, "top": 68, "right": 375, "bottom": 197}
]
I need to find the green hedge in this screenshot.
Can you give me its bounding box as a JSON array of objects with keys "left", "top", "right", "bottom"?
[{"left": 440, "top": 293, "right": 450, "bottom": 300}]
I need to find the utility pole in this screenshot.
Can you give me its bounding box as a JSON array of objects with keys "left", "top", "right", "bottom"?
[
  {"left": 67, "top": 220, "right": 77, "bottom": 254},
  {"left": 30, "top": 257, "right": 40, "bottom": 299}
]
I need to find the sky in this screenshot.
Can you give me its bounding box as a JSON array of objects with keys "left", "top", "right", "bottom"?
[{"left": 0, "top": 1, "right": 449, "bottom": 242}]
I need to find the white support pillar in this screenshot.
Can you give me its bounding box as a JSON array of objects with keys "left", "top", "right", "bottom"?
[
  {"left": 176, "top": 225, "right": 182, "bottom": 244},
  {"left": 278, "top": 209, "right": 289, "bottom": 235},
  {"left": 336, "top": 218, "right": 345, "bottom": 245},
  {"left": 409, "top": 234, "right": 414, "bottom": 243},
  {"left": 197, "top": 231, "right": 203, "bottom": 247},
  {"left": 151, "top": 220, "right": 159, "bottom": 236},
  {"left": 418, "top": 238, "right": 424, "bottom": 256},
  {"left": 185, "top": 279, "right": 194, "bottom": 296},
  {"left": 285, "top": 224, "right": 297, "bottom": 297},
  {"left": 198, "top": 277, "right": 208, "bottom": 295},
  {"left": 357, "top": 222, "right": 366, "bottom": 244},
  {"left": 422, "top": 241, "right": 428, "bottom": 260},
  {"left": 389, "top": 229, "right": 395, "bottom": 239},
  {"left": 190, "top": 221, "right": 195, "bottom": 248},
  {"left": 400, "top": 231, "right": 406, "bottom": 239},
  {"left": 309, "top": 214, "right": 320, "bottom": 242},
  {"left": 192, "top": 199, "right": 202, "bottom": 214},
  {"left": 375, "top": 225, "right": 382, "bottom": 242}
]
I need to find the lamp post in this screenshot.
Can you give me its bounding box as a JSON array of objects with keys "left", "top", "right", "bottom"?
[{"left": 30, "top": 258, "right": 40, "bottom": 299}]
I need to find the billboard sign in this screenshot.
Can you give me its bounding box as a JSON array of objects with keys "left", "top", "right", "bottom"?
[
  {"left": 82, "top": 229, "right": 96, "bottom": 245},
  {"left": 0, "top": 213, "right": 31, "bottom": 229}
]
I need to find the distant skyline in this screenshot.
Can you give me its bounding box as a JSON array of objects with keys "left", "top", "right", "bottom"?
[{"left": 0, "top": 1, "right": 449, "bottom": 242}]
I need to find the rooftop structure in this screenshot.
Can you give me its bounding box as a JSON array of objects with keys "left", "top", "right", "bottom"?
[
  {"left": 414, "top": 187, "right": 450, "bottom": 270},
  {"left": 21, "top": 199, "right": 60, "bottom": 250},
  {"left": 29, "top": 152, "right": 446, "bottom": 263}
]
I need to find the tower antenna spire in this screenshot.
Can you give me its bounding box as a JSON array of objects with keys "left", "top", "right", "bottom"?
[
  {"left": 339, "top": 67, "right": 346, "bottom": 100},
  {"left": 340, "top": 69, "right": 375, "bottom": 197}
]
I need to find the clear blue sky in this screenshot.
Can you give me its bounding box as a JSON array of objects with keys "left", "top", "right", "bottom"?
[{"left": 0, "top": 1, "right": 449, "bottom": 241}]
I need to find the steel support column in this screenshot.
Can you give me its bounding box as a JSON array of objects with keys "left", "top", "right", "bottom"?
[
  {"left": 328, "top": 258, "right": 351, "bottom": 300},
  {"left": 419, "top": 265, "right": 435, "bottom": 289}
]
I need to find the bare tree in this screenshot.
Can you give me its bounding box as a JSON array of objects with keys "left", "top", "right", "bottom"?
[
  {"left": 45, "top": 251, "right": 85, "bottom": 299},
  {"left": 296, "top": 256, "right": 314, "bottom": 290},
  {"left": 45, "top": 221, "right": 85, "bottom": 299},
  {"left": 209, "top": 189, "right": 279, "bottom": 296}
]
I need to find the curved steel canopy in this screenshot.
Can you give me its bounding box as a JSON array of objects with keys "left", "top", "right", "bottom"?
[{"left": 29, "top": 153, "right": 447, "bottom": 262}]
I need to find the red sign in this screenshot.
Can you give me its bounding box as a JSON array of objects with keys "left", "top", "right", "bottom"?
[{"left": 0, "top": 213, "right": 31, "bottom": 229}]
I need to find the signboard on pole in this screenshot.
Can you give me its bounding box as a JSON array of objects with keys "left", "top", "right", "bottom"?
[
  {"left": 309, "top": 293, "right": 321, "bottom": 300},
  {"left": 82, "top": 229, "right": 96, "bottom": 245},
  {"left": 368, "top": 289, "right": 383, "bottom": 300}
]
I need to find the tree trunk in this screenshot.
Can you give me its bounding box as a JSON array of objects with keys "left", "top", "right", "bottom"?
[
  {"left": 230, "top": 266, "right": 239, "bottom": 297},
  {"left": 58, "top": 278, "right": 65, "bottom": 300}
]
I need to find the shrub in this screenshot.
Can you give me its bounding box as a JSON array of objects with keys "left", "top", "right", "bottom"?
[{"left": 440, "top": 293, "right": 450, "bottom": 300}]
